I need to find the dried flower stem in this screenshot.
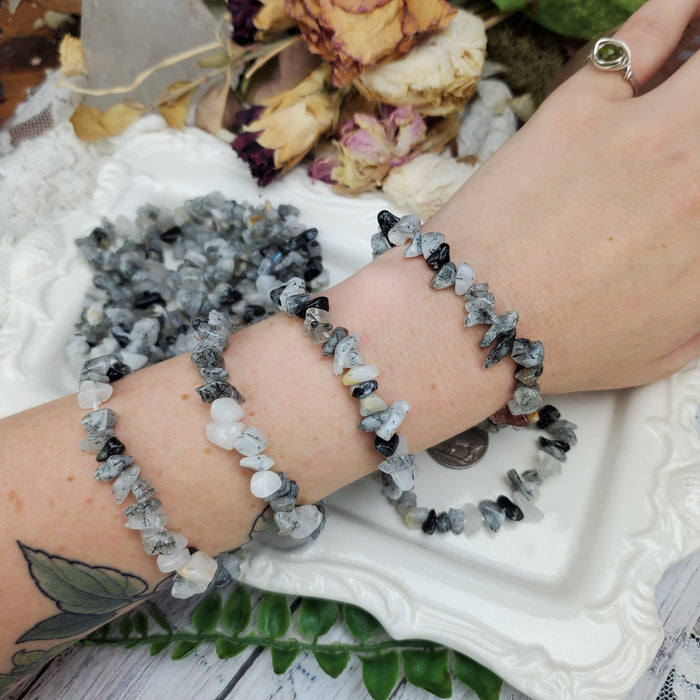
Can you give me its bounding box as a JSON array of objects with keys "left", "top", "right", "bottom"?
[
  {"left": 155, "top": 69, "right": 226, "bottom": 108},
  {"left": 484, "top": 11, "right": 516, "bottom": 30},
  {"left": 242, "top": 35, "right": 305, "bottom": 81},
  {"left": 59, "top": 40, "right": 226, "bottom": 97}
]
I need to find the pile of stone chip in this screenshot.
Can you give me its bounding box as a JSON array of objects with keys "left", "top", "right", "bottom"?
[{"left": 67, "top": 192, "right": 328, "bottom": 375}]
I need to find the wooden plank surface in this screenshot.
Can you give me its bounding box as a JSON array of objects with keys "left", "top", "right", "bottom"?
[{"left": 9, "top": 547, "right": 700, "bottom": 700}]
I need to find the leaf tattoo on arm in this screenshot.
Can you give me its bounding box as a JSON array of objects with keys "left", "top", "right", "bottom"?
[{"left": 17, "top": 542, "right": 151, "bottom": 642}]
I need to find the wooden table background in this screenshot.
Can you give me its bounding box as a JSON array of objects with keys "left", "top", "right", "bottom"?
[{"left": 4, "top": 546, "right": 698, "bottom": 699}]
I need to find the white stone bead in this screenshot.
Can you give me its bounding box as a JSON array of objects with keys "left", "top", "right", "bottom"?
[
  {"left": 289, "top": 505, "right": 323, "bottom": 539},
  {"left": 78, "top": 380, "right": 113, "bottom": 409},
  {"left": 240, "top": 454, "right": 275, "bottom": 471},
  {"left": 387, "top": 214, "right": 420, "bottom": 246},
  {"left": 210, "top": 397, "right": 244, "bottom": 423},
  {"left": 234, "top": 426, "right": 268, "bottom": 456},
  {"left": 113, "top": 464, "right": 141, "bottom": 504},
  {"left": 177, "top": 550, "right": 217, "bottom": 583},
  {"left": 332, "top": 334, "right": 360, "bottom": 375},
  {"left": 463, "top": 502, "right": 483, "bottom": 535},
  {"left": 512, "top": 492, "right": 544, "bottom": 522},
  {"left": 256, "top": 274, "right": 279, "bottom": 296},
  {"left": 454, "top": 262, "right": 476, "bottom": 295},
  {"left": 206, "top": 420, "right": 244, "bottom": 450},
  {"left": 393, "top": 434, "right": 409, "bottom": 457},
  {"left": 168, "top": 530, "right": 189, "bottom": 550},
  {"left": 85, "top": 302, "right": 104, "bottom": 326},
  {"left": 89, "top": 338, "right": 119, "bottom": 358},
  {"left": 359, "top": 394, "right": 388, "bottom": 417},
  {"left": 250, "top": 470, "right": 282, "bottom": 498},
  {"left": 125, "top": 509, "right": 168, "bottom": 530},
  {"left": 120, "top": 351, "right": 148, "bottom": 371},
  {"left": 279, "top": 277, "right": 306, "bottom": 306},
  {"left": 405, "top": 507, "right": 429, "bottom": 528},
  {"left": 391, "top": 468, "right": 414, "bottom": 491},
  {"left": 342, "top": 365, "right": 379, "bottom": 386},
  {"left": 157, "top": 547, "right": 192, "bottom": 573},
  {"left": 171, "top": 575, "right": 209, "bottom": 599},
  {"left": 536, "top": 450, "right": 562, "bottom": 478},
  {"left": 375, "top": 400, "right": 410, "bottom": 440}
]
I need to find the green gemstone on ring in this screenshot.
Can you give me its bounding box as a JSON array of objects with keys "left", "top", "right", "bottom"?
[{"left": 596, "top": 42, "right": 623, "bottom": 64}]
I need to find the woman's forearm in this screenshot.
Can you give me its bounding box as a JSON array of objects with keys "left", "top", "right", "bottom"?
[{"left": 0, "top": 242, "right": 515, "bottom": 675}]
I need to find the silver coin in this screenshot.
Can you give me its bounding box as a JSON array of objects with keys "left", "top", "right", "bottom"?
[{"left": 427, "top": 427, "right": 489, "bottom": 469}]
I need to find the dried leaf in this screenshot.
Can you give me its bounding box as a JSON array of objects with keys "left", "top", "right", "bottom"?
[
  {"left": 70, "top": 104, "right": 109, "bottom": 142},
  {"left": 245, "top": 41, "right": 321, "bottom": 104},
  {"left": 100, "top": 103, "right": 144, "bottom": 136},
  {"left": 195, "top": 81, "right": 242, "bottom": 135},
  {"left": 159, "top": 81, "right": 194, "bottom": 130},
  {"left": 198, "top": 49, "right": 231, "bottom": 69}
]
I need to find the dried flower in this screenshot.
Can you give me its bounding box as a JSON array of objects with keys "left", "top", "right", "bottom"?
[
  {"left": 285, "top": 0, "right": 455, "bottom": 87},
  {"left": 354, "top": 9, "right": 486, "bottom": 116},
  {"left": 59, "top": 35, "right": 86, "bottom": 77},
  {"left": 229, "top": 0, "right": 297, "bottom": 44},
  {"left": 382, "top": 152, "right": 476, "bottom": 220},
  {"left": 232, "top": 64, "right": 342, "bottom": 185},
  {"left": 310, "top": 104, "right": 459, "bottom": 193}
]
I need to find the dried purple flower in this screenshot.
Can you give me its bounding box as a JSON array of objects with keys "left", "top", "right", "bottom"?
[
  {"left": 228, "top": 0, "right": 263, "bottom": 45},
  {"left": 231, "top": 131, "right": 279, "bottom": 186}
]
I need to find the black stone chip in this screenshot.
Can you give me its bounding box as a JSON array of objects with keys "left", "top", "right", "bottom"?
[
  {"left": 377, "top": 210, "right": 400, "bottom": 237},
  {"left": 96, "top": 437, "right": 126, "bottom": 462},
  {"left": 496, "top": 495, "right": 524, "bottom": 521},
  {"left": 303, "top": 256, "right": 324, "bottom": 282},
  {"left": 134, "top": 291, "right": 167, "bottom": 309},
  {"left": 375, "top": 433, "right": 399, "bottom": 457},
  {"left": 436, "top": 511, "right": 451, "bottom": 533},
  {"left": 159, "top": 225, "right": 183, "bottom": 243},
  {"left": 421, "top": 509, "right": 438, "bottom": 534},
  {"left": 106, "top": 361, "right": 131, "bottom": 382},
  {"left": 539, "top": 436, "right": 570, "bottom": 453},
  {"left": 425, "top": 242, "right": 450, "bottom": 271},
  {"left": 294, "top": 296, "right": 330, "bottom": 319},
  {"left": 536, "top": 404, "right": 561, "bottom": 430},
  {"left": 351, "top": 380, "right": 378, "bottom": 399}
]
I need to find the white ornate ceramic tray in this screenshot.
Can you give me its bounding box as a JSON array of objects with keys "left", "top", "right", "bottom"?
[{"left": 1, "top": 118, "right": 698, "bottom": 700}]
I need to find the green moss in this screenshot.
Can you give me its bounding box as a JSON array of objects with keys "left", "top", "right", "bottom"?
[{"left": 486, "top": 17, "right": 569, "bottom": 106}]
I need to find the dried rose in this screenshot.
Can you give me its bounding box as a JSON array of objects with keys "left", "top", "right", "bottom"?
[
  {"left": 229, "top": 0, "right": 297, "bottom": 44},
  {"left": 285, "top": 0, "right": 455, "bottom": 87},
  {"left": 232, "top": 64, "right": 342, "bottom": 186},
  {"left": 354, "top": 9, "right": 486, "bottom": 116},
  {"left": 310, "top": 104, "right": 458, "bottom": 193},
  {"left": 382, "top": 152, "right": 476, "bottom": 220}
]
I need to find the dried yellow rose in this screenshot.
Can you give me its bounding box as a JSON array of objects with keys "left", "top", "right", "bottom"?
[
  {"left": 231, "top": 0, "right": 297, "bottom": 43},
  {"left": 354, "top": 9, "right": 486, "bottom": 116},
  {"left": 285, "top": 0, "right": 455, "bottom": 87},
  {"left": 233, "top": 64, "right": 342, "bottom": 185},
  {"left": 256, "top": 0, "right": 297, "bottom": 40}
]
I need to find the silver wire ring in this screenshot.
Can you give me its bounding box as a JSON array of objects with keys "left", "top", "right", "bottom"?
[{"left": 587, "top": 37, "right": 639, "bottom": 95}]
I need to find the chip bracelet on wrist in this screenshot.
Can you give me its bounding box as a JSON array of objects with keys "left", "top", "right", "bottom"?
[{"left": 77, "top": 353, "right": 241, "bottom": 599}]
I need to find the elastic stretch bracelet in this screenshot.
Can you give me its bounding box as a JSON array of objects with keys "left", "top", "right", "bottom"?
[
  {"left": 192, "top": 309, "right": 326, "bottom": 543},
  {"left": 77, "top": 355, "right": 239, "bottom": 599},
  {"left": 73, "top": 194, "right": 329, "bottom": 597},
  {"left": 270, "top": 276, "right": 417, "bottom": 504},
  {"left": 369, "top": 210, "right": 578, "bottom": 532}
]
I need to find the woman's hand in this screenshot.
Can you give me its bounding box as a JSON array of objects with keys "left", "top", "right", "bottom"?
[{"left": 428, "top": 0, "right": 700, "bottom": 393}]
